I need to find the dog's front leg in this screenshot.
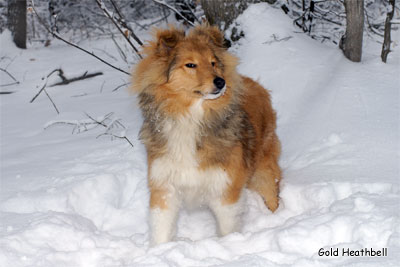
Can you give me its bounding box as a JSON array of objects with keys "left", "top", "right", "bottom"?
[{"left": 149, "top": 187, "right": 180, "bottom": 246}]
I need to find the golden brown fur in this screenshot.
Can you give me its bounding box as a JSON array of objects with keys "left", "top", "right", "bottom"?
[{"left": 132, "top": 25, "right": 281, "bottom": 245}]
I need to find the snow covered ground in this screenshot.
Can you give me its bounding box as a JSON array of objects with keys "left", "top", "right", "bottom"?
[{"left": 1, "top": 3, "right": 399, "bottom": 266}]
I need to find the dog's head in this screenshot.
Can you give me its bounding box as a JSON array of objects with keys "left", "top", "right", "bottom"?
[{"left": 133, "top": 25, "right": 240, "bottom": 116}]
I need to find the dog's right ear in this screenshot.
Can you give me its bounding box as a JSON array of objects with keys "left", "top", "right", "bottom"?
[{"left": 155, "top": 28, "right": 185, "bottom": 56}]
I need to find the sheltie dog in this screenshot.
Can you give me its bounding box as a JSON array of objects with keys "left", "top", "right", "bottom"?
[{"left": 132, "top": 25, "right": 281, "bottom": 245}]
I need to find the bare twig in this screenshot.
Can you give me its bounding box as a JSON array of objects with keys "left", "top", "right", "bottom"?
[
  {"left": 30, "top": 69, "right": 59, "bottom": 103},
  {"left": 0, "top": 56, "right": 20, "bottom": 87},
  {"left": 45, "top": 112, "right": 114, "bottom": 133},
  {"left": 100, "top": 80, "right": 106, "bottom": 93},
  {"left": 141, "top": 12, "right": 171, "bottom": 28},
  {"left": 111, "top": 34, "right": 128, "bottom": 63},
  {"left": 0, "top": 68, "right": 20, "bottom": 86},
  {"left": 112, "top": 82, "right": 130, "bottom": 92},
  {"left": 30, "top": 0, "right": 130, "bottom": 76},
  {"left": 183, "top": 0, "right": 201, "bottom": 24},
  {"left": 5, "top": 56, "right": 18, "bottom": 70},
  {"left": 152, "top": 0, "right": 196, "bottom": 27},
  {"left": 43, "top": 86, "right": 60, "bottom": 114},
  {"left": 0, "top": 83, "right": 19, "bottom": 88},
  {"left": 71, "top": 93, "right": 88, "bottom": 98},
  {"left": 263, "top": 34, "right": 293, "bottom": 45},
  {"left": 365, "top": 12, "right": 384, "bottom": 37},
  {"left": 93, "top": 47, "right": 118, "bottom": 61},
  {"left": 30, "top": 69, "right": 60, "bottom": 114},
  {"left": 97, "top": 132, "right": 134, "bottom": 147},
  {"left": 95, "top": 0, "right": 142, "bottom": 59},
  {"left": 109, "top": 0, "right": 144, "bottom": 46},
  {"left": 85, "top": 112, "right": 109, "bottom": 127}
]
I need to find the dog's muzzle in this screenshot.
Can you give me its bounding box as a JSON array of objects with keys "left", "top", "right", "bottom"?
[
  {"left": 203, "top": 86, "right": 226, "bottom": 100},
  {"left": 203, "top": 77, "right": 226, "bottom": 100}
]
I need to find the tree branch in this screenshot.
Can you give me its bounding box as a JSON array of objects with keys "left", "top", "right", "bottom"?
[
  {"left": 94, "top": 0, "right": 142, "bottom": 59},
  {"left": 109, "top": 0, "right": 144, "bottom": 46},
  {"left": 30, "top": 0, "right": 131, "bottom": 76},
  {"left": 49, "top": 70, "right": 103, "bottom": 87},
  {"left": 152, "top": 0, "right": 195, "bottom": 26},
  {"left": 381, "top": 0, "right": 395, "bottom": 63}
]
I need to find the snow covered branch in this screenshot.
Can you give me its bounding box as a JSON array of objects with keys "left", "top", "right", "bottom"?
[
  {"left": 152, "top": 0, "right": 196, "bottom": 27},
  {"left": 45, "top": 112, "right": 134, "bottom": 147}
]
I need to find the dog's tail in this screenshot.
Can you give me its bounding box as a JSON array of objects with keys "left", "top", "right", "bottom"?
[{"left": 248, "top": 133, "right": 281, "bottom": 212}]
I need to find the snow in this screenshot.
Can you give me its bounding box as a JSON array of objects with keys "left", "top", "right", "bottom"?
[{"left": 1, "top": 3, "right": 399, "bottom": 266}]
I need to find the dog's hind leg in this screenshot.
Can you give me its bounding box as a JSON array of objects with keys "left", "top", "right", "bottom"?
[
  {"left": 248, "top": 135, "right": 281, "bottom": 212},
  {"left": 209, "top": 190, "right": 245, "bottom": 236}
]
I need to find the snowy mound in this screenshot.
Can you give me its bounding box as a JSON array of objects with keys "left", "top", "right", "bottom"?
[{"left": 1, "top": 3, "right": 399, "bottom": 267}]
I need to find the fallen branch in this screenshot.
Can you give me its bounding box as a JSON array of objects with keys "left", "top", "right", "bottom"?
[
  {"left": 49, "top": 69, "right": 103, "bottom": 87},
  {"left": 30, "top": 0, "right": 130, "bottom": 76},
  {"left": 152, "top": 0, "right": 195, "bottom": 27}
]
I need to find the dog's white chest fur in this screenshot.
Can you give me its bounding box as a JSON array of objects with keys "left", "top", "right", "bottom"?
[{"left": 150, "top": 100, "right": 230, "bottom": 206}]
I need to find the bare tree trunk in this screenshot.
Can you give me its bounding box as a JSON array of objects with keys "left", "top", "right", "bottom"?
[
  {"left": 200, "top": 0, "right": 248, "bottom": 31},
  {"left": 341, "top": 0, "right": 364, "bottom": 62},
  {"left": 7, "top": 0, "right": 26, "bottom": 49},
  {"left": 381, "top": 0, "right": 395, "bottom": 63}
]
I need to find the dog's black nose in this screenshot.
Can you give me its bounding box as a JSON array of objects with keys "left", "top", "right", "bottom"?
[{"left": 213, "top": 77, "right": 225, "bottom": 90}]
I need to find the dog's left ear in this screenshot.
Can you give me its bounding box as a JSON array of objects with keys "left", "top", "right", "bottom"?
[{"left": 192, "top": 25, "right": 225, "bottom": 48}]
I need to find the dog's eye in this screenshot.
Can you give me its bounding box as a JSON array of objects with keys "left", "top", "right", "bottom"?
[
  {"left": 211, "top": 62, "right": 216, "bottom": 67},
  {"left": 185, "top": 63, "right": 197, "bottom": 68}
]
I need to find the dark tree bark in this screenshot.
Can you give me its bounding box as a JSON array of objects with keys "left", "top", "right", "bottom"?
[
  {"left": 200, "top": 0, "right": 248, "bottom": 31},
  {"left": 381, "top": 0, "right": 395, "bottom": 63},
  {"left": 340, "top": 0, "right": 364, "bottom": 62},
  {"left": 7, "top": 0, "right": 26, "bottom": 49}
]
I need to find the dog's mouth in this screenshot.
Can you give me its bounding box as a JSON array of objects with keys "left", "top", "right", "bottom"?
[{"left": 202, "top": 86, "right": 226, "bottom": 100}]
